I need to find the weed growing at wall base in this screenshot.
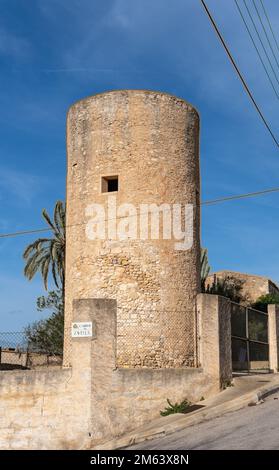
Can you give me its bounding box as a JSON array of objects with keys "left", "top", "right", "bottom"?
[{"left": 160, "top": 398, "right": 191, "bottom": 416}]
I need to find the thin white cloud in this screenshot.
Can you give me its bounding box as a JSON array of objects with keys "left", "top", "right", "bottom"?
[{"left": 42, "top": 67, "right": 125, "bottom": 73}]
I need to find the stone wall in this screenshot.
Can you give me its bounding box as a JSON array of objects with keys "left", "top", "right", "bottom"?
[
  {"left": 0, "top": 298, "right": 221, "bottom": 449},
  {"left": 65, "top": 89, "right": 201, "bottom": 368},
  {"left": 0, "top": 368, "right": 91, "bottom": 450},
  {"left": 206, "top": 270, "right": 279, "bottom": 304},
  {"left": 0, "top": 298, "right": 94, "bottom": 449},
  {"left": 87, "top": 299, "right": 217, "bottom": 447},
  {"left": 0, "top": 350, "right": 62, "bottom": 370},
  {"left": 268, "top": 280, "right": 279, "bottom": 298},
  {"left": 2, "top": 295, "right": 279, "bottom": 449}
]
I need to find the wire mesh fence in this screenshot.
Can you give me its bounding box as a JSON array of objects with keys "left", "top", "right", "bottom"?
[
  {"left": 0, "top": 331, "right": 63, "bottom": 370},
  {"left": 116, "top": 307, "right": 197, "bottom": 368},
  {"left": 0, "top": 308, "right": 197, "bottom": 370}
]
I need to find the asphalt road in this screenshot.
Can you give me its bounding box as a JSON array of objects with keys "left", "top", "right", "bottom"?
[{"left": 129, "top": 394, "right": 279, "bottom": 450}]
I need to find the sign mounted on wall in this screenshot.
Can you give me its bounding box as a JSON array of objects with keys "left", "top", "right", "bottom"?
[{"left": 71, "top": 322, "right": 93, "bottom": 338}]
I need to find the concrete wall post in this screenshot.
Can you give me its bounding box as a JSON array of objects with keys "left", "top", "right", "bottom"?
[
  {"left": 197, "top": 293, "right": 232, "bottom": 388},
  {"left": 268, "top": 304, "right": 279, "bottom": 372}
]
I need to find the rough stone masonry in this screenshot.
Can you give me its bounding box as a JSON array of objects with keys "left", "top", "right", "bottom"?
[{"left": 64, "top": 89, "right": 201, "bottom": 368}]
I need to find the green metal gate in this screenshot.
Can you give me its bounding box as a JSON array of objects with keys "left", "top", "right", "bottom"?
[{"left": 231, "top": 303, "right": 269, "bottom": 372}]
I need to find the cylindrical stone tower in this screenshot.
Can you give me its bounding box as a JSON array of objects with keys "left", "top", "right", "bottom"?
[{"left": 64, "top": 90, "right": 200, "bottom": 368}]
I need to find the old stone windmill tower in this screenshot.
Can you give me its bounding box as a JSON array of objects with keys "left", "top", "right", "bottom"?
[{"left": 64, "top": 90, "right": 200, "bottom": 369}]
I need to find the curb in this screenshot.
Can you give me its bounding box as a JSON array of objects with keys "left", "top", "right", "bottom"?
[
  {"left": 94, "top": 382, "right": 279, "bottom": 450},
  {"left": 258, "top": 384, "right": 279, "bottom": 400}
]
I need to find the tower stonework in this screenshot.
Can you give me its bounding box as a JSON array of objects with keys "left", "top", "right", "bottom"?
[{"left": 64, "top": 90, "right": 200, "bottom": 368}]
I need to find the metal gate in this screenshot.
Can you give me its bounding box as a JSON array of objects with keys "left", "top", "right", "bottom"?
[{"left": 231, "top": 303, "right": 269, "bottom": 372}]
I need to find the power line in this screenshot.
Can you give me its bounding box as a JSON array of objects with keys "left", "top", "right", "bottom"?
[
  {"left": 201, "top": 186, "right": 279, "bottom": 205},
  {"left": 252, "top": 0, "right": 279, "bottom": 72},
  {"left": 1, "top": 186, "right": 279, "bottom": 239},
  {"left": 200, "top": 0, "right": 279, "bottom": 148},
  {"left": 243, "top": 0, "right": 279, "bottom": 87},
  {"left": 234, "top": 0, "right": 279, "bottom": 100},
  {"left": 259, "top": 0, "right": 279, "bottom": 55}
]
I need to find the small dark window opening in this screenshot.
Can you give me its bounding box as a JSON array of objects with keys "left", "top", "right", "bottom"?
[{"left": 102, "top": 175, "right": 118, "bottom": 193}]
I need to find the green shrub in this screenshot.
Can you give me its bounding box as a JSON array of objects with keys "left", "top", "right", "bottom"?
[
  {"left": 24, "top": 290, "right": 64, "bottom": 355},
  {"left": 252, "top": 293, "right": 279, "bottom": 313},
  {"left": 205, "top": 275, "right": 246, "bottom": 303},
  {"left": 160, "top": 398, "right": 191, "bottom": 416}
]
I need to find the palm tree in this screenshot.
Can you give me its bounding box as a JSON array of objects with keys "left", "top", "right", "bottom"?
[
  {"left": 23, "top": 201, "right": 65, "bottom": 290},
  {"left": 201, "top": 248, "right": 210, "bottom": 292}
]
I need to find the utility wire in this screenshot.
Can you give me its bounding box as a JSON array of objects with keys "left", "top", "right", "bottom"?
[
  {"left": 252, "top": 0, "right": 279, "bottom": 72},
  {"left": 234, "top": 0, "right": 279, "bottom": 99},
  {"left": 243, "top": 0, "right": 279, "bottom": 86},
  {"left": 1, "top": 186, "right": 279, "bottom": 239},
  {"left": 201, "top": 186, "right": 279, "bottom": 205},
  {"left": 259, "top": 0, "right": 279, "bottom": 55},
  {"left": 200, "top": 0, "right": 279, "bottom": 148}
]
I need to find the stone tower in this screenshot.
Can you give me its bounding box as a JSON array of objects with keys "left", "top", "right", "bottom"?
[{"left": 64, "top": 90, "right": 200, "bottom": 368}]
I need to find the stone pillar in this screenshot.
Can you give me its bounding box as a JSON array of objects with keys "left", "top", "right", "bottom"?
[
  {"left": 268, "top": 304, "right": 279, "bottom": 372},
  {"left": 68, "top": 299, "right": 116, "bottom": 446},
  {"left": 197, "top": 293, "right": 232, "bottom": 388},
  {"left": 70, "top": 298, "right": 117, "bottom": 446},
  {"left": 90, "top": 299, "right": 117, "bottom": 444}
]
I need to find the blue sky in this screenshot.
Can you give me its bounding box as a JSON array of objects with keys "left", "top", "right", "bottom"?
[{"left": 0, "top": 0, "right": 279, "bottom": 330}]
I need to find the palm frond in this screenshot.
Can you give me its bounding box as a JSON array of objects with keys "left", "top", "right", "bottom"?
[
  {"left": 23, "top": 200, "right": 65, "bottom": 290},
  {"left": 41, "top": 256, "right": 51, "bottom": 290},
  {"left": 54, "top": 201, "right": 65, "bottom": 235},
  {"left": 24, "top": 253, "right": 49, "bottom": 281},
  {"left": 42, "top": 208, "right": 56, "bottom": 232},
  {"left": 23, "top": 238, "right": 51, "bottom": 259},
  {"left": 52, "top": 262, "right": 59, "bottom": 289}
]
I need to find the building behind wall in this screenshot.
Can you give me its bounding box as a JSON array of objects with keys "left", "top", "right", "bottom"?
[
  {"left": 64, "top": 89, "right": 201, "bottom": 368},
  {"left": 206, "top": 270, "right": 279, "bottom": 305}
]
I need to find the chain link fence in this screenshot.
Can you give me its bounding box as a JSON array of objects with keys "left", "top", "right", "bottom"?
[
  {"left": 0, "top": 331, "right": 63, "bottom": 370},
  {"left": 116, "top": 307, "right": 196, "bottom": 368},
  {"left": 1, "top": 307, "right": 197, "bottom": 370}
]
